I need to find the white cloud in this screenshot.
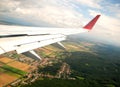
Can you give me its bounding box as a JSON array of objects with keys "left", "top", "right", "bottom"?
[
  {"left": 108, "top": 4, "right": 120, "bottom": 18},
  {"left": 36, "top": 6, "right": 83, "bottom": 27},
  {"left": 89, "top": 10, "right": 120, "bottom": 30},
  {"left": 76, "top": 0, "right": 102, "bottom": 9},
  {"left": 0, "top": 0, "right": 20, "bottom": 11},
  {"left": 0, "top": 0, "right": 84, "bottom": 27},
  {"left": 0, "top": 0, "right": 120, "bottom": 45},
  {"left": 88, "top": 9, "right": 120, "bottom": 45}
]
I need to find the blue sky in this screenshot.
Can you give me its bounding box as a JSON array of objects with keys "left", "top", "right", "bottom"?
[{"left": 0, "top": 0, "right": 120, "bottom": 46}]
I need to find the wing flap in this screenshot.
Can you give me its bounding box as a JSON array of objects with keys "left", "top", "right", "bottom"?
[
  {"left": 0, "top": 34, "right": 66, "bottom": 54},
  {"left": 0, "top": 47, "right": 5, "bottom": 54},
  {"left": 16, "top": 35, "right": 66, "bottom": 53}
]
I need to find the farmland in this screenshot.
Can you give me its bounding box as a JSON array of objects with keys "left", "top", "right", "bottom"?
[
  {"left": 0, "top": 57, "right": 31, "bottom": 87},
  {"left": 0, "top": 36, "right": 120, "bottom": 87}
]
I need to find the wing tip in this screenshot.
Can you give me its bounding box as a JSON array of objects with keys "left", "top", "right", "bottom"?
[{"left": 83, "top": 15, "right": 101, "bottom": 30}]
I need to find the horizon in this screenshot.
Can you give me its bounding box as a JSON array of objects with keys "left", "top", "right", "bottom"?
[{"left": 0, "top": 0, "right": 120, "bottom": 46}]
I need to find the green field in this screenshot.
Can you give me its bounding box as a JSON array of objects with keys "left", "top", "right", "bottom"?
[{"left": 0, "top": 63, "right": 27, "bottom": 79}]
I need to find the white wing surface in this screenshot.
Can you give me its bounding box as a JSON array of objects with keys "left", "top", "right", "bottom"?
[{"left": 0, "top": 15, "right": 100, "bottom": 60}]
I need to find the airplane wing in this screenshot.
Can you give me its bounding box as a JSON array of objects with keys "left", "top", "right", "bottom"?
[{"left": 0, "top": 15, "right": 100, "bottom": 60}]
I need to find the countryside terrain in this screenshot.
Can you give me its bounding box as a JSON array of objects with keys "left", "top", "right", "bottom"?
[{"left": 0, "top": 35, "right": 120, "bottom": 87}]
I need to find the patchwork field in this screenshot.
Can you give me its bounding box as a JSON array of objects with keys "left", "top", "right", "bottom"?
[
  {"left": 0, "top": 57, "right": 30, "bottom": 72},
  {"left": 0, "top": 57, "right": 31, "bottom": 87},
  {"left": 7, "top": 61, "right": 31, "bottom": 72}
]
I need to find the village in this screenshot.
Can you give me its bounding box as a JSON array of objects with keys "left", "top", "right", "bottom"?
[
  {"left": 0, "top": 47, "right": 75, "bottom": 87},
  {"left": 10, "top": 57, "right": 75, "bottom": 87}
]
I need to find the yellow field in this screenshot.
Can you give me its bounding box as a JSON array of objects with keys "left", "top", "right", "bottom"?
[
  {"left": 7, "top": 61, "right": 30, "bottom": 72},
  {"left": 0, "top": 57, "right": 31, "bottom": 87},
  {"left": 40, "top": 48, "right": 52, "bottom": 55},
  {"left": 67, "top": 44, "right": 80, "bottom": 50},
  {"left": 0, "top": 57, "right": 31, "bottom": 72},
  {"left": 0, "top": 73, "right": 17, "bottom": 87},
  {"left": 0, "top": 57, "right": 14, "bottom": 63}
]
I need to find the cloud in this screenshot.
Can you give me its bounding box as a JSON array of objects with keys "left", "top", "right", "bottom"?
[
  {"left": 88, "top": 9, "right": 120, "bottom": 45},
  {"left": 76, "top": 0, "right": 102, "bottom": 9},
  {"left": 0, "top": 0, "right": 84, "bottom": 27},
  {"left": 107, "top": 4, "right": 120, "bottom": 18},
  {"left": 0, "top": 0, "right": 120, "bottom": 46},
  {"left": 89, "top": 10, "right": 120, "bottom": 30}
]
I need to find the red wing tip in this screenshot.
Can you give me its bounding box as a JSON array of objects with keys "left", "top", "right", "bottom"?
[
  {"left": 97, "top": 15, "right": 101, "bottom": 16},
  {"left": 83, "top": 15, "right": 101, "bottom": 30}
]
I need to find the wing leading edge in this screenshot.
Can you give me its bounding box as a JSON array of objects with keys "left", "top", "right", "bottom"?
[{"left": 0, "top": 15, "right": 100, "bottom": 60}]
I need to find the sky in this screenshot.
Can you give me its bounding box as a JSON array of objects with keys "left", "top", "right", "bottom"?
[{"left": 0, "top": 0, "right": 120, "bottom": 46}]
